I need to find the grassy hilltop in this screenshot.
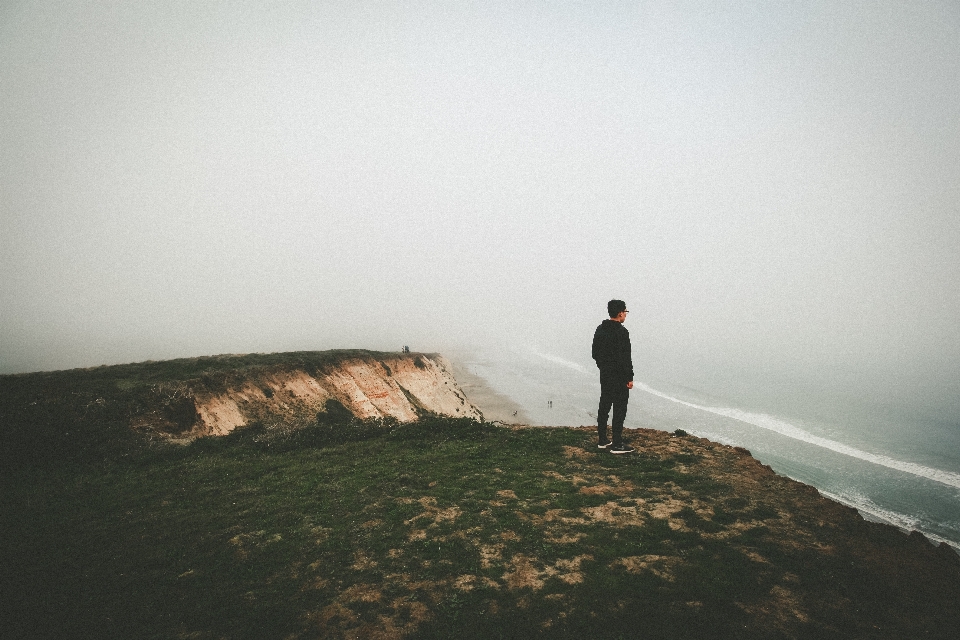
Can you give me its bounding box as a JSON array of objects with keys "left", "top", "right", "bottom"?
[{"left": 2, "top": 354, "right": 960, "bottom": 638}]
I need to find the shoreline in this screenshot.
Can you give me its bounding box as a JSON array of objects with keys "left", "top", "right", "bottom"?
[
  {"left": 444, "top": 351, "right": 533, "bottom": 425},
  {"left": 817, "top": 488, "right": 960, "bottom": 553}
]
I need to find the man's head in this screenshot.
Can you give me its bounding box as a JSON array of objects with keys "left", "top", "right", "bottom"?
[{"left": 607, "top": 299, "right": 628, "bottom": 322}]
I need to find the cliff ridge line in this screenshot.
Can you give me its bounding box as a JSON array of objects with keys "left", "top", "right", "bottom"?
[
  {"left": 0, "top": 350, "right": 482, "bottom": 449},
  {"left": 133, "top": 352, "right": 482, "bottom": 439}
]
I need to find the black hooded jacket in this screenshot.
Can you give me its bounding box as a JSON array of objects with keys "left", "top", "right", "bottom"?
[{"left": 592, "top": 319, "right": 634, "bottom": 382}]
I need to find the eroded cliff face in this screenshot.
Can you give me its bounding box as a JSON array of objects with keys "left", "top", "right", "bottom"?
[{"left": 129, "top": 352, "right": 482, "bottom": 439}]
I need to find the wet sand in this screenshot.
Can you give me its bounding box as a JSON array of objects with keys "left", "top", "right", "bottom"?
[{"left": 445, "top": 352, "right": 532, "bottom": 425}]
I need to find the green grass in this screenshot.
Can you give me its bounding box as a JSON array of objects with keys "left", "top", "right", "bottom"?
[
  {"left": 3, "top": 418, "right": 960, "bottom": 639},
  {"left": 0, "top": 420, "right": 733, "bottom": 638}
]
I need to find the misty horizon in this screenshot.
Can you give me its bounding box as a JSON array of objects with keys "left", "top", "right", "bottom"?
[{"left": 3, "top": 1, "right": 959, "bottom": 417}]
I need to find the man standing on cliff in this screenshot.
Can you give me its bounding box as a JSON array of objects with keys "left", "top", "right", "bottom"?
[{"left": 592, "top": 299, "right": 636, "bottom": 454}]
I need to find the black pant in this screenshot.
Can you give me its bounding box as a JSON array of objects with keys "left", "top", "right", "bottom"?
[{"left": 598, "top": 374, "right": 629, "bottom": 445}]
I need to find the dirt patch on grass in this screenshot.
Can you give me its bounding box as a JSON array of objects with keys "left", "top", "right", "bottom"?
[
  {"left": 228, "top": 530, "right": 281, "bottom": 559},
  {"left": 552, "top": 555, "right": 592, "bottom": 585},
  {"left": 562, "top": 445, "right": 593, "bottom": 460},
  {"left": 402, "top": 496, "right": 461, "bottom": 528},
  {"left": 545, "top": 532, "right": 586, "bottom": 544},
  {"left": 452, "top": 574, "right": 500, "bottom": 592},
  {"left": 502, "top": 554, "right": 594, "bottom": 591},
  {"left": 580, "top": 501, "right": 647, "bottom": 527},
  {"left": 309, "top": 586, "right": 431, "bottom": 640},
  {"left": 614, "top": 555, "right": 683, "bottom": 582},
  {"left": 502, "top": 554, "right": 546, "bottom": 590},
  {"left": 579, "top": 474, "right": 636, "bottom": 495},
  {"left": 309, "top": 525, "right": 333, "bottom": 544},
  {"left": 479, "top": 543, "right": 504, "bottom": 569},
  {"left": 350, "top": 551, "right": 378, "bottom": 571},
  {"left": 407, "top": 529, "right": 427, "bottom": 542},
  {"left": 737, "top": 584, "right": 811, "bottom": 634},
  {"left": 523, "top": 508, "right": 587, "bottom": 526}
]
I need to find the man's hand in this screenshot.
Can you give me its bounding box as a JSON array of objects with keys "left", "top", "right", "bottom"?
[{"left": 627, "top": 381, "right": 634, "bottom": 389}]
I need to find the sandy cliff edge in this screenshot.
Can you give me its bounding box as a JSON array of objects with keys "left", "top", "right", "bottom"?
[{"left": 127, "top": 351, "right": 483, "bottom": 439}]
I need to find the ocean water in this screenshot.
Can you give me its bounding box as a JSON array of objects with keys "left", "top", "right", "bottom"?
[{"left": 462, "top": 347, "right": 960, "bottom": 550}]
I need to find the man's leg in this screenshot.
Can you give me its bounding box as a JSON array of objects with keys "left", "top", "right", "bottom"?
[
  {"left": 597, "top": 386, "right": 613, "bottom": 445},
  {"left": 611, "top": 386, "right": 630, "bottom": 446}
]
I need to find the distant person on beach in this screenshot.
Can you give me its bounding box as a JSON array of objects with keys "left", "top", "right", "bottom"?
[{"left": 592, "top": 299, "right": 635, "bottom": 454}]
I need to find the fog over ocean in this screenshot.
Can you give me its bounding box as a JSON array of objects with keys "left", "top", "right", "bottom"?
[{"left": 462, "top": 346, "right": 960, "bottom": 550}]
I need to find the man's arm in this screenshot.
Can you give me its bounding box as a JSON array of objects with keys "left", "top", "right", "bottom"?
[
  {"left": 591, "top": 325, "right": 603, "bottom": 366},
  {"left": 622, "top": 327, "right": 634, "bottom": 387}
]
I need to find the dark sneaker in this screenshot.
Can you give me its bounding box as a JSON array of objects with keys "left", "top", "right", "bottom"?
[
  {"left": 610, "top": 444, "right": 636, "bottom": 454},
  {"left": 597, "top": 440, "right": 612, "bottom": 449}
]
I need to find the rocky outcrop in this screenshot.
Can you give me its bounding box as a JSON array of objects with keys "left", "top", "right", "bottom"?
[
  {"left": 0, "top": 350, "right": 486, "bottom": 468},
  {"left": 128, "top": 352, "right": 482, "bottom": 439}
]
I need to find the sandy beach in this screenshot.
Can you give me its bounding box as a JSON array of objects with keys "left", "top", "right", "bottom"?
[{"left": 445, "top": 352, "right": 532, "bottom": 425}]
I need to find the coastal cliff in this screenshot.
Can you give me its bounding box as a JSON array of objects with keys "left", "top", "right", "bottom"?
[
  {"left": 127, "top": 351, "right": 482, "bottom": 438},
  {"left": 0, "top": 350, "right": 481, "bottom": 466}
]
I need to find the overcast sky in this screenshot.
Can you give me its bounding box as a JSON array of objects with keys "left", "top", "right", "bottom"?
[{"left": 2, "top": 1, "right": 958, "bottom": 407}]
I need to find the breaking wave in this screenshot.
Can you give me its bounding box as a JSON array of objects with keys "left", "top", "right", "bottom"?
[{"left": 634, "top": 381, "right": 960, "bottom": 491}]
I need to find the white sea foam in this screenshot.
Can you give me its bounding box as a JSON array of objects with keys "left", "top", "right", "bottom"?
[
  {"left": 634, "top": 381, "right": 960, "bottom": 491},
  {"left": 817, "top": 489, "right": 960, "bottom": 551},
  {"left": 686, "top": 429, "right": 742, "bottom": 449},
  {"left": 818, "top": 489, "right": 919, "bottom": 530},
  {"left": 524, "top": 348, "right": 590, "bottom": 374}
]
